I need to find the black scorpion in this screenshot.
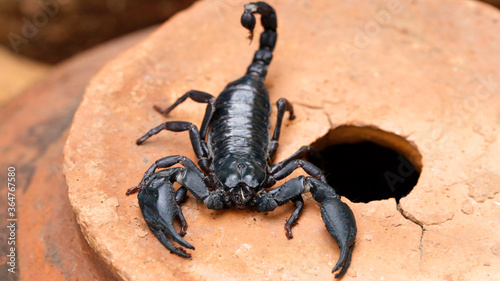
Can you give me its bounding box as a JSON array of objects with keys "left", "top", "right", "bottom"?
[{"left": 127, "top": 2, "right": 356, "bottom": 278}]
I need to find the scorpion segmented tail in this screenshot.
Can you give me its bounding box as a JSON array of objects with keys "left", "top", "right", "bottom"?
[{"left": 241, "top": 2, "right": 277, "bottom": 80}]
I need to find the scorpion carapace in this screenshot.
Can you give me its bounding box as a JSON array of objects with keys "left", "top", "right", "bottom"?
[{"left": 127, "top": 2, "right": 357, "bottom": 278}]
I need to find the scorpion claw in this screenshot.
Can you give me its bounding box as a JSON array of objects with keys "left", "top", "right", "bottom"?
[
  {"left": 137, "top": 168, "right": 196, "bottom": 258},
  {"left": 157, "top": 217, "right": 194, "bottom": 250},
  {"left": 307, "top": 177, "right": 356, "bottom": 279},
  {"left": 149, "top": 227, "right": 192, "bottom": 258},
  {"left": 332, "top": 242, "right": 354, "bottom": 278}
]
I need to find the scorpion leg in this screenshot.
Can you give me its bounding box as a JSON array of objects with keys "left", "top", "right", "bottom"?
[
  {"left": 270, "top": 159, "right": 326, "bottom": 183},
  {"left": 136, "top": 121, "right": 205, "bottom": 155},
  {"left": 269, "top": 98, "right": 296, "bottom": 160},
  {"left": 264, "top": 159, "right": 326, "bottom": 238},
  {"left": 269, "top": 145, "right": 323, "bottom": 174},
  {"left": 154, "top": 90, "right": 216, "bottom": 140},
  {"left": 175, "top": 186, "right": 188, "bottom": 203},
  {"left": 257, "top": 176, "right": 356, "bottom": 279},
  {"left": 136, "top": 121, "right": 212, "bottom": 172},
  {"left": 283, "top": 195, "right": 303, "bottom": 239},
  {"left": 127, "top": 155, "right": 205, "bottom": 195}
]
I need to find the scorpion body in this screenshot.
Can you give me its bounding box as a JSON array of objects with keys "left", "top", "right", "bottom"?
[{"left": 127, "top": 2, "right": 357, "bottom": 278}]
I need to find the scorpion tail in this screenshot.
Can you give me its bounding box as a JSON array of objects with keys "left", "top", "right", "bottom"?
[{"left": 241, "top": 2, "right": 277, "bottom": 80}]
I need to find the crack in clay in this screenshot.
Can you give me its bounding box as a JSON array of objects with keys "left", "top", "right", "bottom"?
[
  {"left": 396, "top": 202, "right": 425, "bottom": 271},
  {"left": 292, "top": 101, "right": 324, "bottom": 110},
  {"left": 288, "top": 102, "right": 333, "bottom": 128},
  {"left": 323, "top": 110, "right": 334, "bottom": 128}
]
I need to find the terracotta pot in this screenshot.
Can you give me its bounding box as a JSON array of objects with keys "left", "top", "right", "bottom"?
[{"left": 64, "top": 0, "right": 500, "bottom": 280}]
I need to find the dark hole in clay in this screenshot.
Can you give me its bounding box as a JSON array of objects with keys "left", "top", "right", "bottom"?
[{"left": 308, "top": 125, "right": 422, "bottom": 203}]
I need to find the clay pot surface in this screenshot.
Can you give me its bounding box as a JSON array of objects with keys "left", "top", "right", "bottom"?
[{"left": 64, "top": 0, "right": 500, "bottom": 280}]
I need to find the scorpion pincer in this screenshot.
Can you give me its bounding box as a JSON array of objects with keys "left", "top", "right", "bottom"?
[{"left": 127, "top": 2, "right": 356, "bottom": 278}]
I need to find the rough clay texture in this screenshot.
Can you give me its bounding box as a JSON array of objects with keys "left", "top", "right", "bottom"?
[
  {"left": 64, "top": 0, "right": 500, "bottom": 280},
  {"left": 0, "top": 28, "right": 153, "bottom": 280}
]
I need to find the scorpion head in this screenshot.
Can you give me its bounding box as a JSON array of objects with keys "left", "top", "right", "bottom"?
[
  {"left": 227, "top": 183, "right": 255, "bottom": 208},
  {"left": 216, "top": 157, "right": 267, "bottom": 208}
]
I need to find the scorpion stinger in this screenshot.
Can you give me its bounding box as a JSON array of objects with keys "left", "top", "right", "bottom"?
[{"left": 128, "top": 2, "right": 357, "bottom": 278}]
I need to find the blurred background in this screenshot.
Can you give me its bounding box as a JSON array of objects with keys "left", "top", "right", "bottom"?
[
  {"left": 0, "top": 0, "right": 196, "bottom": 63},
  {"left": 0, "top": 0, "right": 196, "bottom": 105}
]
